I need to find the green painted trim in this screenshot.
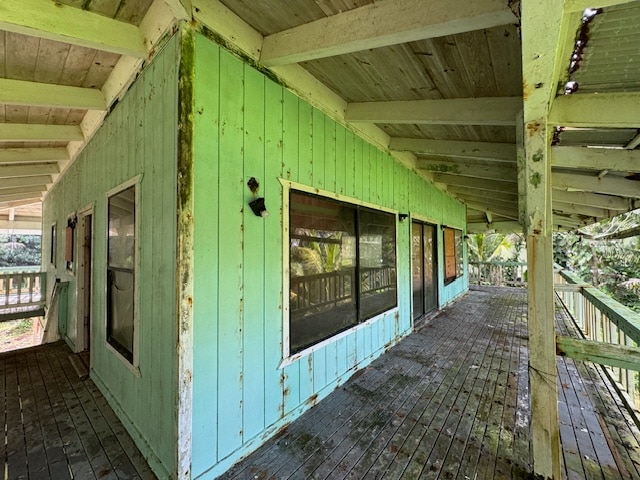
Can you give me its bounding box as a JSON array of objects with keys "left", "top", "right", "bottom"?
[{"left": 556, "top": 335, "right": 640, "bottom": 371}]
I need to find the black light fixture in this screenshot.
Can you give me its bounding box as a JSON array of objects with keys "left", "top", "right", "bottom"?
[
  {"left": 398, "top": 213, "right": 409, "bottom": 222},
  {"left": 247, "top": 177, "right": 269, "bottom": 217}
]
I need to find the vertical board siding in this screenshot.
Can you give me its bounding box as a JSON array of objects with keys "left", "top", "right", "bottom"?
[
  {"left": 191, "top": 33, "right": 467, "bottom": 479},
  {"left": 41, "top": 35, "right": 179, "bottom": 478}
]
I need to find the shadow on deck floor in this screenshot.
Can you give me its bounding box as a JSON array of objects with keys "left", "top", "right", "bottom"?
[
  {"left": 221, "top": 286, "right": 640, "bottom": 480},
  {"left": 1, "top": 341, "right": 156, "bottom": 479}
]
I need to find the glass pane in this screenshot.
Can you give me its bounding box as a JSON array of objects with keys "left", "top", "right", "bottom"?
[
  {"left": 359, "top": 208, "right": 397, "bottom": 320},
  {"left": 444, "top": 227, "right": 456, "bottom": 283},
  {"left": 107, "top": 185, "right": 136, "bottom": 361},
  {"left": 423, "top": 224, "right": 437, "bottom": 312},
  {"left": 455, "top": 229, "right": 464, "bottom": 278},
  {"left": 289, "top": 191, "right": 357, "bottom": 353},
  {"left": 412, "top": 222, "right": 424, "bottom": 319}
]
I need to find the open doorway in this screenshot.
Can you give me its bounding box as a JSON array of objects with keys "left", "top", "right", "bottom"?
[
  {"left": 412, "top": 220, "right": 438, "bottom": 322},
  {"left": 76, "top": 209, "right": 93, "bottom": 365}
]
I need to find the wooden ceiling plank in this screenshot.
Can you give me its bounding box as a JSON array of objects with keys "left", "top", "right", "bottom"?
[
  {"left": 0, "top": 147, "right": 69, "bottom": 163},
  {"left": 0, "top": 192, "right": 43, "bottom": 203},
  {"left": 345, "top": 97, "right": 522, "bottom": 125},
  {"left": 0, "top": 198, "right": 42, "bottom": 210},
  {"left": 0, "top": 184, "right": 47, "bottom": 197},
  {"left": 0, "top": 124, "right": 83, "bottom": 142},
  {"left": 552, "top": 188, "right": 632, "bottom": 210},
  {"left": 549, "top": 93, "right": 640, "bottom": 128},
  {"left": 0, "top": 78, "right": 105, "bottom": 110},
  {"left": 465, "top": 202, "right": 519, "bottom": 221},
  {"left": 447, "top": 186, "right": 518, "bottom": 202},
  {"left": 552, "top": 146, "right": 640, "bottom": 173},
  {"left": 0, "top": 163, "right": 58, "bottom": 178},
  {"left": 0, "top": 0, "right": 147, "bottom": 57},
  {"left": 390, "top": 138, "right": 516, "bottom": 161},
  {"left": 553, "top": 172, "right": 640, "bottom": 198},
  {"left": 453, "top": 193, "right": 517, "bottom": 210},
  {"left": 260, "top": 0, "right": 517, "bottom": 66}
]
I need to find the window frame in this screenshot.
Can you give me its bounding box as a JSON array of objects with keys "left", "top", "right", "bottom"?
[
  {"left": 443, "top": 226, "right": 464, "bottom": 285},
  {"left": 105, "top": 175, "right": 142, "bottom": 373},
  {"left": 50, "top": 222, "right": 57, "bottom": 267},
  {"left": 281, "top": 179, "right": 399, "bottom": 363}
]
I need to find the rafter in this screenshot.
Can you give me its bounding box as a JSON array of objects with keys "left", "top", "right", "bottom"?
[
  {"left": 0, "top": 78, "right": 105, "bottom": 110},
  {"left": 565, "top": 0, "right": 638, "bottom": 12},
  {"left": 0, "top": 192, "right": 43, "bottom": 203},
  {"left": 260, "top": 0, "right": 516, "bottom": 66},
  {"left": 389, "top": 138, "right": 516, "bottom": 162},
  {"left": 553, "top": 172, "right": 640, "bottom": 198},
  {"left": 0, "top": 163, "right": 58, "bottom": 178},
  {"left": 0, "top": 0, "right": 146, "bottom": 57},
  {"left": 432, "top": 174, "right": 518, "bottom": 194},
  {"left": 552, "top": 188, "right": 633, "bottom": 210},
  {"left": 453, "top": 193, "right": 518, "bottom": 211},
  {"left": 467, "top": 221, "right": 522, "bottom": 234},
  {"left": 0, "top": 148, "right": 69, "bottom": 164},
  {"left": 465, "top": 202, "right": 519, "bottom": 221},
  {"left": 0, "top": 175, "right": 52, "bottom": 189},
  {"left": 418, "top": 161, "right": 516, "bottom": 183},
  {"left": 0, "top": 198, "right": 42, "bottom": 210},
  {"left": 0, "top": 124, "right": 84, "bottom": 142},
  {"left": 0, "top": 185, "right": 46, "bottom": 197},
  {"left": 345, "top": 97, "right": 522, "bottom": 126},
  {"left": 552, "top": 201, "right": 608, "bottom": 218},
  {"left": 549, "top": 93, "right": 640, "bottom": 129},
  {"left": 552, "top": 146, "right": 640, "bottom": 173},
  {"left": 447, "top": 186, "right": 518, "bottom": 202}
]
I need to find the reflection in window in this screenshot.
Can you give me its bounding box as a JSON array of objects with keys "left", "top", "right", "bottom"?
[
  {"left": 107, "top": 185, "right": 136, "bottom": 363},
  {"left": 444, "top": 227, "right": 463, "bottom": 285},
  {"left": 289, "top": 191, "right": 397, "bottom": 354}
]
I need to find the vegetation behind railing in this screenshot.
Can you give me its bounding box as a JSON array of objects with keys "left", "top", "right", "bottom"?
[
  {"left": 555, "top": 267, "right": 640, "bottom": 412},
  {"left": 469, "top": 261, "right": 527, "bottom": 288}
]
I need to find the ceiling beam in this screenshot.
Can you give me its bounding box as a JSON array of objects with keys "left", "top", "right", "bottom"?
[
  {"left": 467, "top": 221, "right": 522, "bottom": 234},
  {"left": 432, "top": 174, "right": 518, "bottom": 194},
  {"left": 0, "top": 78, "right": 106, "bottom": 110},
  {"left": 0, "top": 175, "right": 52, "bottom": 189},
  {"left": 565, "top": 0, "right": 638, "bottom": 12},
  {"left": 0, "top": 218, "right": 42, "bottom": 230},
  {"left": 553, "top": 172, "right": 640, "bottom": 198},
  {"left": 552, "top": 201, "right": 608, "bottom": 218},
  {"left": 0, "top": 185, "right": 47, "bottom": 197},
  {"left": 418, "top": 161, "right": 516, "bottom": 182},
  {"left": 0, "top": 192, "right": 43, "bottom": 203},
  {"left": 447, "top": 187, "right": 518, "bottom": 204},
  {"left": 0, "top": 0, "right": 147, "bottom": 57},
  {"left": 0, "top": 124, "right": 84, "bottom": 142},
  {"left": 453, "top": 193, "right": 517, "bottom": 210},
  {"left": 0, "top": 148, "right": 69, "bottom": 164},
  {"left": 0, "top": 163, "right": 58, "bottom": 178},
  {"left": 548, "top": 93, "right": 640, "bottom": 129},
  {"left": 389, "top": 138, "right": 516, "bottom": 162},
  {"left": 552, "top": 188, "right": 633, "bottom": 210},
  {"left": 260, "top": 0, "right": 516, "bottom": 66},
  {"left": 465, "top": 202, "right": 519, "bottom": 221},
  {"left": 345, "top": 97, "right": 522, "bottom": 126},
  {"left": 552, "top": 146, "right": 640, "bottom": 173},
  {"left": 0, "top": 198, "right": 42, "bottom": 210}
]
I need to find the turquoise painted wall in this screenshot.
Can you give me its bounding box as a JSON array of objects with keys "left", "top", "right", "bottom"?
[
  {"left": 190, "top": 32, "right": 467, "bottom": 479},
  {"left": 41, "top": 35, "right": 180, "bottom": 478}
]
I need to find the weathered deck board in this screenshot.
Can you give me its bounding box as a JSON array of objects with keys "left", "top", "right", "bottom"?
[
  {"left": 220, "top": 286, "right": 640, "bottom": 479},
  {"left": 1, "top": 342, "right": 155, "bottom": 480}
]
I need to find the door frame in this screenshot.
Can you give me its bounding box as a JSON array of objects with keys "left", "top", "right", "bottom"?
[
  {"left": 75, "top": 204, "right": 94, "bottom": 355},
  {"left": 410, "top": 214, "right": 440, "bottom": 320}
]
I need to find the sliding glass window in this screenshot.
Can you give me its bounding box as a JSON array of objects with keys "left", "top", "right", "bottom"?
[
  {"left": 289, "top": 191, "right": 397, "bottom": 354},
  {"left": 444, "top": 227, "right": 463, "bottom": 285}
]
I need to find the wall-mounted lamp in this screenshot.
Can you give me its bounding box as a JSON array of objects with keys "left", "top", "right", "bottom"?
[
  {"left": 398, "top": 213, "right": 409, "bottom": 222},
  {"left": 247, "top": 177, "right": 269, "bottom": 217}
]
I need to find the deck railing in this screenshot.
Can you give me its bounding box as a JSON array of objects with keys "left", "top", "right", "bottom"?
[
  {"left": 0, "top": 270, "right": 46, "bottom": 318},
  {"left": 468, "top": 261, "right": 527, "bottom": 287},
  {"left": 554, "top": 267, "right": 640, "bottom": 411}
]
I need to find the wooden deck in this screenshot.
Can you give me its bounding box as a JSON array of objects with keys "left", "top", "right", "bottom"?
[
  {"left": 1, "top": 342, "right": 155, "bottom": 480},
  {"left": 221, "top": 286, "right": 640, "bottom": 479}
]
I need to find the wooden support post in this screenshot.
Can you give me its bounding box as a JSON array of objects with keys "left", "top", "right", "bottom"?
[{"left": 525, "top": 120, "right": 561, "bottom": 480}]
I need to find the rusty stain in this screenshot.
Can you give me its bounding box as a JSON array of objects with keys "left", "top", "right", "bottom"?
[
  {"left": 308, "top": 393, "right": 319, "bottom": 406},
  {"left": 526, "top": 121, "right": 542, "bottom": 137},
  {"left": 187, "top": 296, "right": 193, "bottom": 308},
  {"left": 522, "top": 80, "right": 531, "bottom": 102}
]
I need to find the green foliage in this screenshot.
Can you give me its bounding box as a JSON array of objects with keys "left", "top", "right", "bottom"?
[
  {"left": 553, "top": 212, "right": 640, "bottom": 313},
  {"left": 467, "top": 233, "right": 524, "bottom": 263},
  {"left": 0, "top": 234, "right": 41, "bottom": 268}
]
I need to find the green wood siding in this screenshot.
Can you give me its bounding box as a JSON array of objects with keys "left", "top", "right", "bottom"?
[
  {"left": 41, "top": 34, "right": 179, "bottom": 478},
  {"left": 190, "top": 32, "right": 466, "bottom": 478}
]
